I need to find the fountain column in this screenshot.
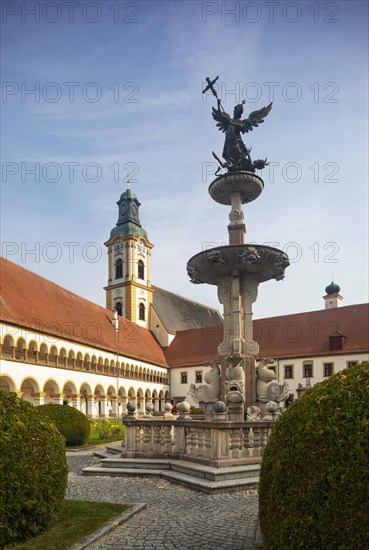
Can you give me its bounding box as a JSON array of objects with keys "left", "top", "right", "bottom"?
[{"left": 187, "top": 171, "right": 290, "bottom": 420}]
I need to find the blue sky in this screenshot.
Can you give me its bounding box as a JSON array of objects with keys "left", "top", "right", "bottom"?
[{"left": 1, "top": 0, "right": 368, "bottom": 318}]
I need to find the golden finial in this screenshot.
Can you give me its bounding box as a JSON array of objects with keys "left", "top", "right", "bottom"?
[{"left": 127, "top": 171, "right": 131, "bottom": 191}]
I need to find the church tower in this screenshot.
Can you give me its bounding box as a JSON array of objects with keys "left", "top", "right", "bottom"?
[{"left": 104, "top": 185, "right": 153, "bottom": 329}]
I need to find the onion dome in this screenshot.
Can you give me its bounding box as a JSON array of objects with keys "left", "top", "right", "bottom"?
[
  {"left": 325, "top": 281, "right": 341, "bottom": 296},
  {"left": 109, "top": 188, "right": 148, "bottom": 240}
]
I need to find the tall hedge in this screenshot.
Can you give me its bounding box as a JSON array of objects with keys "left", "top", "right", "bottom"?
[
  {"left": 259, "top": 362, "right": 369, "bottom": 549},
  {"left": 0, "top": 391, "right": 68, "bottom": 547},
  {"left": 37, "top": 403, "right": 90, "bottom": 446}
]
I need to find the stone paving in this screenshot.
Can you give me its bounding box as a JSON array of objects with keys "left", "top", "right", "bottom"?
[{"left": 66, "top": 449, "right": 263, "bottom": 550}]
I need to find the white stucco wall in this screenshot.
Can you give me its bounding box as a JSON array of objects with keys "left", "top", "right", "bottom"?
[
  {"left": 170, "top": 353, "right": 369, "bottom": 404},
  {"left": 0, "top": 322, "right": 170, "bottom": 416},
  {"left": 150, "top": 308, "right": 175, "bottom": 348},
  {"left": 171, "top": 363, "right": 210, "bottom": 405},
  {"left": 277, "top": 353, "right": 369, "bottom": 395}
]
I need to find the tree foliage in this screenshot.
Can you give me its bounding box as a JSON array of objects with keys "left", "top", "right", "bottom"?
[
  {"left": 37, "top": 403, "right": 90, "bottom": 446},
  {"left": 259, "top": 362, "right": 369, "bottom": 549},
  {"left": 0, "top": 391, "right": 68, "bottom": 547}
]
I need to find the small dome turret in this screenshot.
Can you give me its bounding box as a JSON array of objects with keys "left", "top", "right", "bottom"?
[{"left": 323, "top": 280, "right": 343, "bottom": 309}]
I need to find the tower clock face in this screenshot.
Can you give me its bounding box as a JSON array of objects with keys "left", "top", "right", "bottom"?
[
  {"left": 131, "top": 204, "right": 138, "bottom": 216},
  {"left": 120, "top": 204, "right": 128, "bottom": 217}
]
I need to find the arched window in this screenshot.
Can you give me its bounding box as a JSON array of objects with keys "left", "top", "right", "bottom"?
[
  {"left": 138, "top": 260, "right": 144, "bottom": 280},
  {"left": 116, "top": 302, "right": 122, "bottom": 317},
  {"left": 139, "top": 303, "right": 145, "bottom": 321},
  {"left": 115, "top": 259, "right": 123, "bottom": 279}
]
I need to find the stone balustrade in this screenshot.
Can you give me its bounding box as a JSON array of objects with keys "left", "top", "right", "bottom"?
[{"left": 123, "top": 417, "right": 274, "bottom": 467}]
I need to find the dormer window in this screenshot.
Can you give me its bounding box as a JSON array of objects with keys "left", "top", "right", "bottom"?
[
  {"left": 329, "top": 330, "right": 345, "bottom": 351},
  {"left": 115, "top": 259, "right": 123, "bottom": 279},
  {"left": 138, "top": 260, "right": 144, "bottom": 280}
]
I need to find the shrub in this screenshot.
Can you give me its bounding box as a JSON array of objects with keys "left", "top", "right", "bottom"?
[
  {"left": 37, "top": 403, "right": 90, "bottom": 446},
  {"left": 259, "top": 362, "right": 369, "bottom": 549},
  {"left": 93, "top": 419, "right": 122, "bottom": 440},
  {"left": 190, "top": 407, "right": 203, "bottom": 415},
  {"left": 0, "top": 391, "right": 68, "bottom": 547}
]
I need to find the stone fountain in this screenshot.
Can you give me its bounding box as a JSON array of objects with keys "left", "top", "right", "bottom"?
[{"left": 83, "top": 77, "right": 291, "bottom": 488}]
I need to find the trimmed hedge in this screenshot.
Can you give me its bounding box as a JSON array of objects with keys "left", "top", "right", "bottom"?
[
  {"left": 37, "top": 403, "right": 90, "bottom": 446},
  {"left": 259, "top": 362, "right": 369, "bottom": 549},
  {"left": 0, "top": 391, "right": 68, "bottom": 547}
]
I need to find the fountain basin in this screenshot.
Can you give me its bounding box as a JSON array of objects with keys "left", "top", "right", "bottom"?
[
  {"left": 209, "top": 171, "right": 264, "bottom": 205},
  {"left": 187, "top": 244, "right": 289, "bottom": 285}
]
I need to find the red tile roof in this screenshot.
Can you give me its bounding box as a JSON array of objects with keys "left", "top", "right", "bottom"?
[
  {"left": 0, "top": 258, "right": 167, "bottom": 367},
  {"left": 164, "top": 325, "right": 223, "bottom": 367},
  {"left": 2, "top": 257, "right": 367, "bottom": 370},
  {"left": 164, "top": 304, "right": 369, "bottom": 367}
]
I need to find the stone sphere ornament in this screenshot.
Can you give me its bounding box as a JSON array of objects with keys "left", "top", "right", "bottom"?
[
  {"left": 145, "top": 402, "right": 154, "bottom": 415},
  {"left": 213, "top": 400, "right": 227, "bottom": 413},
  {"left": 126, "top": 401, "right": 137, "bottom": 415},
  {"left": 266, "top": 401, "right": 279, "bottom": 414},
  {"left": 178, "top": 401, "right": 191, "bottom": 413},
  {"left": 178, "top": 401, "right": 192, "bottom": 420},
  {"left": 164, "top": 402, "right": 172, "bottom": 412},
  {"left": 262, "top": 400, "right": 281, "bottom": 421}
]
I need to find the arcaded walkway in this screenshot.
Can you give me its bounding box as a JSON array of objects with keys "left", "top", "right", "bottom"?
[{"left": 66, "top": 449, "right": 262, "bottom": 550}]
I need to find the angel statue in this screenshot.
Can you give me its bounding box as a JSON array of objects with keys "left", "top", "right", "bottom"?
[{"left": 203, "top": 76, "right": 272, "bottom": 173}]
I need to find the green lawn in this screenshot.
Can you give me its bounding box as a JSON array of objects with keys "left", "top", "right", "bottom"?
[
  {"left": 5, "top": 500, "right": 130, "bottom": 550},
  {"left": 87, "top": 418, "right": 125, "bottom": 446}
]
